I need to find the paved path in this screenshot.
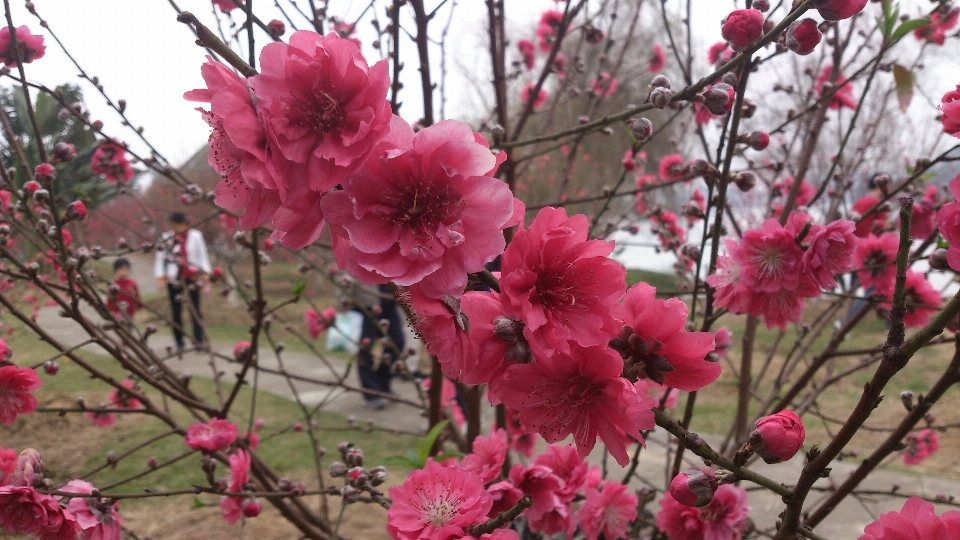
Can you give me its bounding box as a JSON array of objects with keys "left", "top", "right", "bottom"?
[{"left": 29, "top": 256, "right": 960, "bottom": 539}]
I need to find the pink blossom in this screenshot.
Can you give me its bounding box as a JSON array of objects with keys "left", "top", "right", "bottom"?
[
  {"left": 911, "top": 198, "right": 937, "bottom": 240},
  {"left": 817, "top": 0, "right": 869, "bottom": 21},
  {"left": 304, "top": 308, "right": 334, "bottom": 339},
  {"left": 577, "top": 481, "right": 637, "bottom": 540},
  {"left": 505, "top": 408, "right": 536, "bottom": 458},
  {"left": 508, "top": 462, "right": 570, "bottom": 535},
  {"left": 517, "top": 39, "right": 535, "bottom": 70},
  {"left": 11, "top": 449, "right": 42, "bottom": 488},
  {"left": 63, "top": 479, "right": 123, "bottom": 540},
  {"left": 0, "top": 485, "right": 80, "bottom": 540},
  {"left": 90, "top": 143, "right": 134, "bottom": 183},
  {"left": 615, "top": 282, "right": 720, "bottom": 391},
  {"left": 941, "top": 85, "right": 960, "bottom": 138},
  {"left": 803, "top": 220, "right": 858, "bottom": 290},
  {"left": 902, "top": 428, "right": 940, "bottom": 465},
  {"left": 387, "top": 460, "right": 492, "bottom": 539},
  {"left": 221, "top": 449, "right": 252, "bottom": 524},
  {"left": 0, "top": 365, "right": 41, "bottom": 425},
  {"left": 324, "top": 120, "right": 522, "bottom": 298},
  {"left": 212, "top": 0, "right": 240, "bottom": 12},
  {"left": 656, "top": 484, "right": 750, "bottom": 540},
  {"left": 422, "top": 377, "right": 466, "bottom": 427},
  {"left": 707, "top": 242, "right": 753, "bottom": 315},
  {"left": 648, "top": 44, "right": 665, "bottom": 73},
  {"left": 750, "top": 410, "right": 805, "bottom": 463},
  {"left": 184, "top": 418, "right": 239, "bottom": 452},
  {"left": 590, "top": 72, "right": 617, "bottom": 97},
  {"left": 86, "top": 409, "right": 116, "bottom": 428},
  {"left": 773, "top": 177, "right": 814, "bottom": 208},
  {"left": 853, "top": 233, "right": 899, "bottom": 297},
  {"left": 499, "top": 207, "right": 625, "bottom": 359},
  {"left": 551, "top": 54, "right": 567, "bottom": 77},
  {"left": 708, "top": 42, "right": 734, "bottom": 65},
  {"left": 669, "top": 469, "right": 718, "bottom": 508},
  {"left": 938, "top": 176, "right": 960, "bottom": 270},
  {"left": 881, "top": 271, "right": 942, "bottom": 328},
  {"left": 635, "top": 379, "right": 678, "bottom": 409},
  {"left": 460, "top": 429, "right": 507, "bottom": 485},
  {"left": 785, "top": 18, "right": 822, "bottom": 55},
  {"left": 721, "top": 9, "right": 765, "bottom": 49},
  {"left": 108, "top": 380, "right": 141, "bottom": 410},
  {"left": 0, "top": 26, "right": 45, "bottom": 67},
  {"left": 816, "top": 65, "right": 858, "bottom": 111},
  {"left": 532, "top": 445, "right": 588, "bottom": 502},
  {"left": 521, "top": 83, "right": 547, "bottom": 110},
  {"left": 658, "top": 154, "right": 686, "bottom": 181},
  {"left": 536, "top": 11, "right": 567, "bottom": 52},
  {"left": 749, "top": 277, "right": 818, "bottom": 331},
  {"left": 0, "top": 447, "right": 16, "bottom": 485},
  {"left": 492, "top": 343, "right": 656, "bottom": 467},
  {"left": 714, "top": 326, "right": 732, "bottom": 358},
  {"left": 734, "top": 218, "right": 805, "bottom": 294},
  {"left": 914, "top": 9, "right": 959, "bottom": 45},
  {"left": 185, "top": 58, "right": 281, "bottom": 231},
  {"left": 486, "top": 481, "right": 523, "bottom": 518},
  {"left": 859, "top": 497, "right": 960, "bottom": 540}
]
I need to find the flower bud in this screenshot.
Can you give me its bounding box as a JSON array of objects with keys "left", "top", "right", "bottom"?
[
  {"left": 649, "top": 74, "right": 671, "bottom": 90},
  {"left": 13, "top": 449, "right": 43, "bottom": 487},
  {"left": 242, "top": 498, "right": 262, "bottom": 517},
  {"left": 347, "top": 467, "right": 368, "bottom": 488},
  {"left": 749, "top": 410, "right": 805, "bottom": 464},
  {"left": 34, "top": 163, "right": 56, "bottom": 183},
  {"left": 23, "top": 181, "right": 41, "bottom": 194},
  {"left": 233, "top": 341, "right": 251, "bottom": 360},
  {"left": 369, "top": 466, "right": 387, "bottom": 486},
  {"left": 329, "top": 461, "right": 348, "bottom": 477},
  {"left": 929, "top": 249, "right": 950, "bottom": 271},
  {"left": 345, "top": 447, "right": 364, "bottom": 467},
  {"left": 267, "top": 19, "right": 286, "bottom": 37},
  {"left": 721, "top": 9, "right": 765, "bottom": 49},
  {"left": 817, "top": 0, "right": 869, "bottom": 21},
  {"left": 754, "top": 0, "right": 770, "bottom": 11},
  {"left": 53, "top": 142, "right": 76, "bottom": 162},
  {"left": 43, "top": 360, "right": 59, "bottom": 375},
  {"left": 734, "top": 171, "right": 757, "bottom": 192},
  {"left": 277, "top": 477, "right": 293, "bottom": 491},
  {"left": 66, "top": 201, "right": 88, "bottom": 221},
  {"left": 703, "top": 84, "right": 734, "bottom": 115},
  {"left": 201, "top": 455, "right": 217, "bottom": 474},
  {"left": 784, "top": 19, "right": 821, "bottom": 56},
  {"left": 669, "top": 468, "right": 718, "bottom": 507},
  {"left": 341, "top": 485, "right": 360, "bottom": 503},
  {"left": 629, "top": 118, "right": 653, "bottom": 141},
  {"left": 649, "top": 87, "right": 673, "bottom": 109},
  {"left": 622, "top": 151, "right": 636, "bottom": 171},
  {"left": 747, "top": 131, "right": 770, "bottom": 151}
]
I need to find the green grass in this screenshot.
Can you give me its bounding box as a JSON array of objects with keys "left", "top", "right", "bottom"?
[{"left": 626, "top": 268, "right": 678, "bottom": 292}]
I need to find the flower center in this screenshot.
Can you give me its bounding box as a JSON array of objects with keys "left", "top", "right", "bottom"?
[
  {"left": 423, "top": 498, "right": 458, "bottom": 527},
  {"left": 388, "top": 183, "right": 462, "bottom": 239},
  {"left": 609, "top": 326, "right": 675, "bottom": 384},
  {"left": 290, "top": 85, "right": 344, "bottom": 135}
]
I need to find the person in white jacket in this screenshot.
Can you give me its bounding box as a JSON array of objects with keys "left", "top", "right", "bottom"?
[{"left": 154, "top": 213, "right": 212, "bottom": 351}]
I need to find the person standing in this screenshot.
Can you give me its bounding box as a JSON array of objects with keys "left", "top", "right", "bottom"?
[{"left": 154, "top": 213, "right": 211, "bottom": 351}]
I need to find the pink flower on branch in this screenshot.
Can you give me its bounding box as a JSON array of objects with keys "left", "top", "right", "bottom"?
[
  {"left": 521, "top": 83, "right": 547, "bottom": 110},
  {"left": 802, "top": 220, "right": 858, "bottom": 290},
  {"left": 859, "top": 497, "right": 960, "bottom": 539},
  {"left": 816, "top": 65, "right": 858, "bottom": 111},
  {"left": 499, "top": 207, "right": 625, "bottom": 359},
  {"left": 0, "top": 485, "right": 80, "bottom": 540},
  {"left": 941, "top": 85, "right": 960, "bottom": 138},
  {"left": 0, "top": 26, "right": 45, "bottom": 67},
  {"left": 492, "top": 343, "right": 655, "bottom": 467},
  {"left": 648, "top": 44, "right": 665, "bottom": 73},
  {"left": 63, "top": 479, "right": 123, "bottom": 540},
  {"left": 853, "top": 233, "right": 900, "bottom": 297},
  {"left": 324, "top": 120, "right": 522, "bottom": 299},
  {"left": 90, "top": 143, "right": 134, "bottom": 183},
  {"left": 184, "top": 418, "right": 239, "bottom": 452},
  {"left": 460, "top": 429, "right": 507, "bottom": 485},
  {"left": 656, "top": 484, "right": 750, "bottom": 540},
  {"left": 902, "top": 428, "right": 940, "bottom": 465},
  {"left": 0, "top": 365, "right": 42, "bottom": 425},
  {"left": 577, "top": 480, "right": 637, "bottom": 540},
  {"left": 881, "top": 271, "right": 942, "bottom": 328}
]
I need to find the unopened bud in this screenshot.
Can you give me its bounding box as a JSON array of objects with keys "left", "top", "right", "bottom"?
[
  {"left": 749, "top": 410, "right": 806, "bottom": 464},
  {"left": 649, "top": 87, "right": 673, "bottom": 109},
  {"left": 669, "top": 469, "right": 718, "bottom": 507},
  {"left": 329, "top": 461, "right": 348, "bottom": 477},
  {"left": 629, "top": 118, "right": 654, "bottom": 141},
  {"left": 734, "top": 171, "right": 757, "bottom": 191}
]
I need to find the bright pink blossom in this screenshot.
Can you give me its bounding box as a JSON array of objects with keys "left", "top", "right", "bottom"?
[
  {"left": 773, "top": 177, "right": 814, "bottom": 208},
  {"left": 914, "top": 9, "right": 959, "bottom": 45},
  {"left": 938, "top": 176, "right": 960, "bottom": 270},
  {"left": 656, "top": 484, "right": 750, "bottom": 540},
  {"left": 63, "top": 479, "right": 123, "bottom": 540},
  {"left": 185, "top": 58, "right": 282, "bottom": 231},
  {"left": 911, "top": 194, "right": 938, "bottom": 240},
  {"left": 492, "top": 344, "right": 656, "bottom": 467},
  {"left": 853, "top": 233, "right": 899, "bottom": 297},
  {"left": 11, "top": 449, "right": 42, "bottom": 488},
  {"left": 460, "top": 429, "right": 507, "bottom": 484},
  {"left": 521, "top": 83, "right": 547, "bottom": 110},
  {"left": 749, "top": 277, "right": 818, "bottom": 330},
  {"left": 590, "top": 72, "right": 617, "bottom": 97},
  {"left": 324, "top": 120, "right": 522, "bottom": 299},
  {"left": 387, "top": 460, "right": 492, "bottom": 540},
  {"left": 108, "top": 379, "right": 141, "bottom": 410},
  {"left": 816, "top": 65, "right": 858, "bottom": 110},
  {"left": 708, "top": 42, "right": 734, "bottom": 65},
  {"left": 648, "top": 44, "right": 665, "bottom": 73},
  {"left": 941, "top": 85, "right": 960, "bottom": 138},
  {"left": 0, "top": 447, "right": 16, "bottom": 484},
  {"left": 714, "top": 326, "right": 732, "bottom": 358},
  {"left": 734, "top": 218, "right": 804, "bottom": 294},
  {"left": 532, "top": 445, "right": 588, "bottom": 502},
  {"left": 635, "top": 379, "right": 679, "bottom": 409},
  {"left": 721, "top": 9, "right": 765, "bottom": 49},
  {"left": 577, "top": 480, "right": 638, "bottom": 540},
  {"left": 486, "top": 481, "right": 523, "bottom": 518},
  {"left": 304, "top": 308, "right": 335, "bottom": 339},
  {"left": 221, "top": 449, "right": 251, "bottom": 524},
  {"left": 803, "top": 220, "right": 858, "bottom": 290},
  {"left": 517, "top": 39, "right": 535, "bottom": 70},
  {"left": 817, "top": 0, "right": 869, "bottom": 21},
  {"left": 507, "top": 462, "right": 570, "bottom": 535},
  {"left": 499, "top": 207, "right": 626, "bottom": 359},
  {"left": 750, "top": 410, "right": 805, "bottom": 463},
  {"left": 616, "top": 282, "right": 720, "bottom": 391},
  {"left": 184, "top": 418, "right": 239, "bottom": 452},
  {"left": 902, "top": 428, "right": 940, "bottom": 465},
  {"left": 0, "top": 26, "right": 45, "bottom": 67},
  {"left": 90, "top": 143, "right": 134, "bottom": 183},
  {"left": 882, "top": 271, "right": 942, "bottom": 328},
  {"left": 859, "top": 497, "right": 960, "bottom": 540},
  {"left": 536, "top": 11, "right": 566, "bottom": 52},
  {"left": 212, "top": 0, "right": 240, "bottom": 12},
  {"left": 0, "top": 485, "right": 79, "bottom": 540},
  {"left": 658, "top": 154, "right": 686, "bottom": 181},
  {"left": 669, "top": 469, "right": 718, "bottom": 508},
  {"left": 0, "top": 365, "right": 41, "bottom": 425},
  {"left": 85, "top": 409, "right": 115, "bottom": 428}
]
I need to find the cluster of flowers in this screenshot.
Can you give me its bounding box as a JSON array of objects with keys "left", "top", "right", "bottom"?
[
  {"left": 708, "top": 211, "right": 859, "bottom": 330},
  {"left": 0, "top": 447, "right": 122, "bottom": 540},
  {"left": 388, "top": 432, "right": 641, "bottom": 540},
  {"left": 902, "top": 428, "right": 941, "bottom": 466},
  {"left": 0, "top": 339, "right": 42, "bottom": 426},
  {"left": 304, "top": 306, "right": 336, "bottom": 339},
  {"left": 89, "top": 143, "right": 134, "bottom": 183},
  {"left": 408, "top": 206, "right": 721, "bottom": 466}
]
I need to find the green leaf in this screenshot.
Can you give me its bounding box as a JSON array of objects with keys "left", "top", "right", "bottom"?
[
  {"left": 417, "top": 420, "right": 450, "bottom": 465},
  {"left": 891, "top": 18, "right": 931, "bottom": 43},
  {"left": 383, "top": 456, "right": 420, "bottom": 468},
  {"left": 892, "top": 64, "right": 914, "bottom": 112},
  {"left": 292, "top": 277, "right": 307, "bottom": 300}
]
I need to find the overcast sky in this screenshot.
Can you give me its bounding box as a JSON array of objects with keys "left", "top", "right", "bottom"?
[{"left": 1, "top": 0, "right": 949, "bottom": 167}]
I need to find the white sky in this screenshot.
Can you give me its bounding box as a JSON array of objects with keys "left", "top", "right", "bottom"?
[{"left": 1, "top": 0, "right": 947, "bottom": 167}]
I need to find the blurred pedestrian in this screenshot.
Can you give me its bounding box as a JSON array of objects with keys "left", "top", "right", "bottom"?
[{"left": 154, "top": 212, "right": 211, "bottom": 351}]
